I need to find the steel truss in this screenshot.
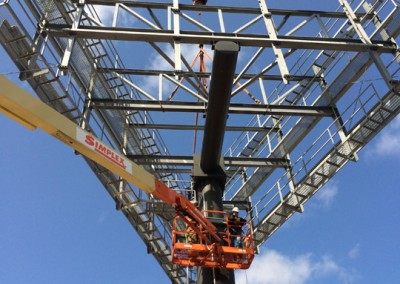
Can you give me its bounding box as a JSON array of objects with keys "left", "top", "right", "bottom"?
[{"left": 1, "top": 0, "right": 399, "bottom": 283}]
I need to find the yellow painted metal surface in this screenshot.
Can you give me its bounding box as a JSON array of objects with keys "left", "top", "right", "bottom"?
[{"left": 0, "top": 75, "right": 155, "bottom": 193}]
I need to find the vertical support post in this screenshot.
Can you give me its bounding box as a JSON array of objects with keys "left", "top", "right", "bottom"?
[
  {"left": 80, "top": 70, "right": 95, "bottom": 130},
  {"left": 196, "top": 179, "right": 235, "bottom": 284},
  {"left": 264, "top": 94, "right": 303, "bottom": 212},
  {"left": 19, "top": 24, "right": 48, "bottom": 81},
  {"left": 115, "top": 178, "right": 125, "bottom": 210},
  {"left": 172, "top": 0, "right": 182, "bottom": 74},
  {"left": 60, "top": 0, "right": 85, "bottom": 71},
  {"left": 332, "top": 106, "right": 359, "bottom": 161},
  {"left": 241, "top": 170, "right": 259, "bottom": 254},
  {"left": 112, "top": 3, "right": 120, "bottom": 27},
  {"left": 218, "top": 9, "right": 225, "bottom": 32},
  {"left": 194, "top": 41, "right": 239, "bottom": 284}
]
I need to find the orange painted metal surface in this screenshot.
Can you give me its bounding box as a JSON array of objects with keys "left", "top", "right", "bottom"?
[
  {"left": 171, "top": 210, "right": 255, "bottom": 269},
  {"left": 153, "top": 180, "right": 221, "bottom": 244}
]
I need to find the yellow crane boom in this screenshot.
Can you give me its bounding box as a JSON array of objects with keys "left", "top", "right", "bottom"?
[{"left": 0, "top": 75, "right": 220, "bottom": 243}]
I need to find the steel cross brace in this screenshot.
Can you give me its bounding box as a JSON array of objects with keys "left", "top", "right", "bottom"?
[
  {"left": 339, "top": 0, "right": 394, "bottom": 88},
  {"left": 258, "top": 0, "right": 290, "bottom": 84}
]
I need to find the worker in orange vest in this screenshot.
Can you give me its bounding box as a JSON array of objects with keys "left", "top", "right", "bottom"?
[{"left": 227, "top": 207, "right": 246, "bottom": 248}]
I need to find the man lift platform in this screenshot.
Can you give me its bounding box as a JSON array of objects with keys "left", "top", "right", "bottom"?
[
  {"left": 172, "top": 210, "right": 254, "bottom": 269},
  {"left": 0, "top": 75, "right": 255, "bottom": 269}
]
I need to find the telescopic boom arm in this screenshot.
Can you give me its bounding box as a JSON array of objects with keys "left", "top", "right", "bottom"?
[{"left": 0, "top": 75, "right": 220, "bottom": 244}]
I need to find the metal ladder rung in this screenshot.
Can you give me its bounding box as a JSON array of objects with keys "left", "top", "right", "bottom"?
[
  {"left": 362, "top": 123, "right": 377, "bottom": 131},
  {"left": 315, "top": 171, "right": 329, "bottom": 178},
  {"left": 143, "top": 144, "right": 157, "bottom": 149},
  {"left": 60, "top": 107, "right": 78, "bottom": 115},
  {"left": 349, "top": 136, "right": 364, "bottom": 146},
  {"left": 114, "top": 190, "right": 132, "bottom": 196},
  {"left": 380, "top": 106, "right": 394, "bottom": 115},
  {"left": 145, "top": 227, "right": 158, "bottom": 233},
  {"left": 160, "top": 173, "right": 173, "bottom": 178},
  {"left": 37, "top": 76, "right": 59, "bottom": 86},
  {"left": 85, "top": 41, "right": 102, "bottom": 48},
  {"left": 110, "top": 83, "right": 124, "bottom": 89},
  {"left": 105, "top": 76, "right": 118, "bottom": 82},
  {"left": 326, "top": 160, "right": 340, "bottom": 167},
  {"left": 70, "top": 114, "right": 81, "bottom": 121},
  {"left": 140, "top": 135, "right": 154, "bottom": 141},
  {"left": 255, "top": 227, "right": 268, "bottom": 234},
  {"left": 18, "top": 51, "right": 39, "bottom": 60},
  {"left": 93, "top": 54, "right": 107, "bottom": 60},
  {"left": 303, "top": 181, "right": 317, "bottom": 188},
  {"left": 322, "top": 51, "right": 335, "bottom": 58},
  {"left": 294, "top": 191, "right": 308, "bottom": 199},
  {"left": 282, "top": 202, "right": 301, "bottom": 212},
  {"left": 265, "top": 219, "right": 278, "bottom": 226},
  {"left": 312, "top": 62, "right": 324, "bottom": 69},
  {"left": 368, "top": 116, "right": 383, "bottom": 125},
  {"left": 335, "top": 150, "right": 351, "bottom": 159},
  {"left": 48, "top": 95, "right": 68, "bottom": 103},
  {"left": 158, "top": 252, "right": 172, "bottom": 257},
  {"left": 120, "top": 202, "right": 140, "bottom": 210},
  {"left": 274, "top": 211, "right": 289, "bottom": 218},
  {"left": 6, "top": 35, "right": 26, "bottom": 43},
  {"left": 148, "top": 236, "right": 162, "bottom": 242}
]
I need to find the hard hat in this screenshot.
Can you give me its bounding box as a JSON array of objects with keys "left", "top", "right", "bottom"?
[{"left": 232, "top": 207, "right": 240, "bottom": 213}]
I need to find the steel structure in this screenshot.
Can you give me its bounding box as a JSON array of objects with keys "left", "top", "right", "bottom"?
[{"left": 1, "top": 0, "right": 400, "bottom": 283}]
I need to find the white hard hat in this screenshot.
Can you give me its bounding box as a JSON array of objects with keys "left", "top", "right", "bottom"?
[{"left": 232, "top": 207, "right": 240, "bottom": 213}]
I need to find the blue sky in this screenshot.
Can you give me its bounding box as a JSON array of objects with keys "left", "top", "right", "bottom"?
[
  {"left": 2, "top": 45, "right": 400, "bottom": 284},
  {"left": 1, "top": 2, "right": 400, "bottom": 284}
]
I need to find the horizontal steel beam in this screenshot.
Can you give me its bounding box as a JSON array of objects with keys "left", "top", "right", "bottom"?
[
  {"left": 44, "top": 25, "right": 397, "bottom": 52},
  {"left": 130, "top": 123, "right": 280, "bottom": 132},
  {"left": 128, "top": 155, "right": 290, "bottom": 168},
  {"left": 152, "top": 168, "right": 242, "bottom": 175},
  {"left": 71, "top": 0, "right": 374, "bottom": 19},
  {"left": 98, "top": 68, "right": 320, "bottom": 82},
  {"left": 91, "top": 99, "right": 336, "bottom": 116}
]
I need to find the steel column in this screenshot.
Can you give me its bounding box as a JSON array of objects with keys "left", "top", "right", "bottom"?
[
  {"left": 196, "top": 41, "right": 239, "bottom": 284},
  {"left": 200, "top": 41, "right": 239, "bottom": 172}
]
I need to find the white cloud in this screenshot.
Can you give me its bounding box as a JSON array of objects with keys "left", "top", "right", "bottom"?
[
  {"left": 236, "top": 250, "right": 312, "bottom": 284},
  {"left": 92, "top": 5, "right": 115, "bottom": 26},
  {"left": 142, "top": 44, "right": 213, "bottom": 99},
  {"left": 91, "top": 5, "right": 136, "bottom": 27},
  {"left": 369, "top": 116, "right": 400, "bottom": 157},
  {"left": 315, "top": 181, "right": 338, "bottom": 208},
  {"left": 235, "top": 250, "right": 357, "bottom": 284},
  {"left": 348, "top": 243, "right": 361, "bottom": 259}
]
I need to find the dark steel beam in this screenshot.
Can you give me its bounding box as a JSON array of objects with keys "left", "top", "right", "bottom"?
[
  {"left": 130, "top": 123, "right": 280, "bottom": 132},
  {"left": 199, "top": 41, "right": 239, "bottom": 172},
  {"left": 91, "top": 99, "right": 335, "bottom": 116},
  {"left": 195, "top": 42, "right": 239, "bottom": 282},
  {"left": 97, "top": 68, "right": 320, "bottom": 82},
  {"left": 127, "top": 155, "right": 290, "bottom": 168},
  {"left": 147, "top": 168, "right": 243, "bottom": 175}
]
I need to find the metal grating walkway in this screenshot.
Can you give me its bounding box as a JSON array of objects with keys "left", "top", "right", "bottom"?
[{"left": 1, "top": 1, "right": 399, "bottom": 283}]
